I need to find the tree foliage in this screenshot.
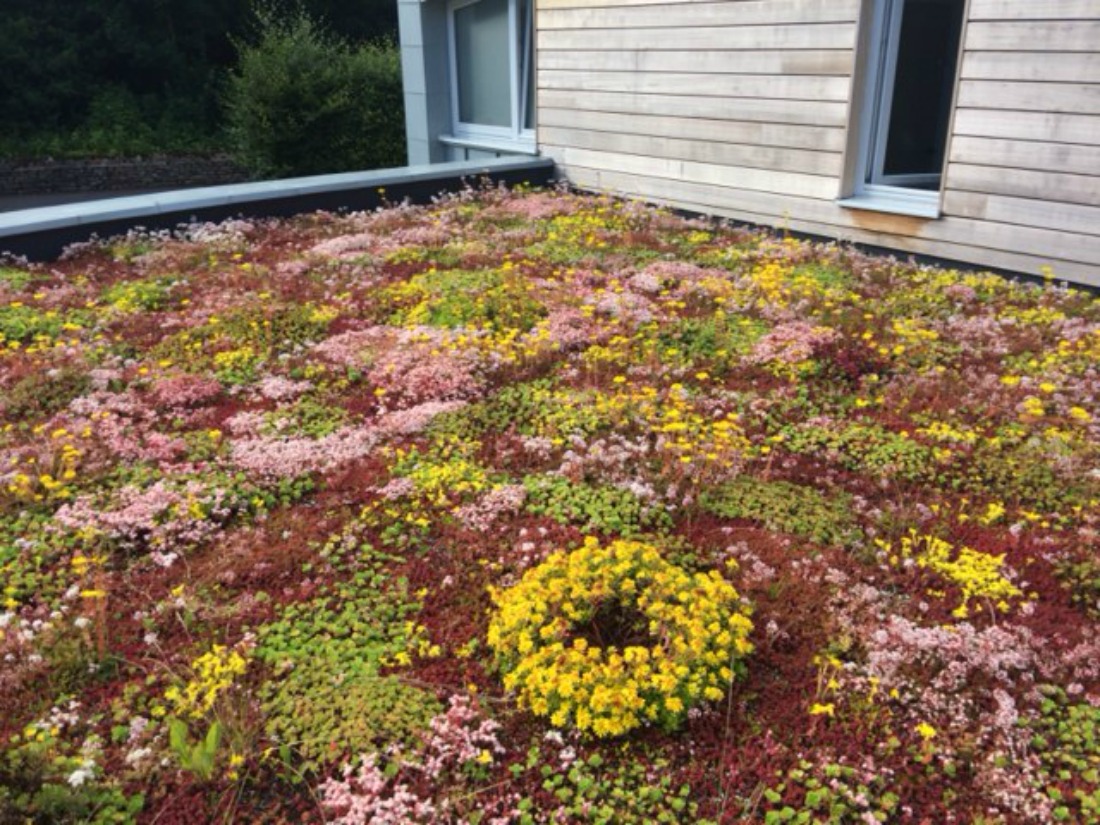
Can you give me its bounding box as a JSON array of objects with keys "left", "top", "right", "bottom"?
[
  {"left": 223, "top": 5, "right": 405, "bottom": 176},
  {"left": 0, "top": 0, "right": 398, "bottom": 160}
]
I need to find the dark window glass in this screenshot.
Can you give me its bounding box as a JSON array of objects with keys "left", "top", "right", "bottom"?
[{"left": 882, "top": 0, "right": 965, "bottom": 184}]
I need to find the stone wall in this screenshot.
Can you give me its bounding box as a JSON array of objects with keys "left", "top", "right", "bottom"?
[{"left": 0, "top": 155, "right": 249, "bottom": 196}]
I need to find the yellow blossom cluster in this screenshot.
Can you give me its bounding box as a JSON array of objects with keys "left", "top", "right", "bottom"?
[
  {"left": 165, "top": 643, "right": 249, "bottom": 720},
  {"left": 914, "top": 419, "right": 981, "bottom": 446},
  {"left": 5, "top": 428, "right": 83, "bottom": 503},
  {"left": 639, "top": 384, "right": 749, "bottom": 470},
  {"left": 541, "top": 203, "right": 634, "bottom": 249},
  {"left": 391, "top": 448, "right": 491, "bottom": 508},
  {"left": 487, "top": 537, "right": 753, "bottom": 738},
  {"left": 740, "top": 255, "right": 853, "bottom": 310},
  {"left": 212, "top": 345, "right": 258, "bottom": 372},
  {"left": 524, "top": 383, "right": 750, "bottom": 472},
  {"left": 878, "top": 530, "right": 1023, "bottom": 619}
]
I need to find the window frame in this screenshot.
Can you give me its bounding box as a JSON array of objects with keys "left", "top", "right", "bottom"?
[
  {"left": 446, "top": 0, "right": 535, "bottom": 150},
  {"left": 840, "top": 0, "right": 967, "bottom": 219}
]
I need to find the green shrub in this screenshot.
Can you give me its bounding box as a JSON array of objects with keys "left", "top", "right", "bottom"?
[{"left": 224, "top": 5, "right": 406, "bottom": 177}]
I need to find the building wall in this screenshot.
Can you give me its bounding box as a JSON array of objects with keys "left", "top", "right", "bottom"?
[
  {"left": 537, "top": 0, "right": 1100, "bottom": 286},
  {"left": 398, "top": 0, "right": 539, "bottom": 165}
]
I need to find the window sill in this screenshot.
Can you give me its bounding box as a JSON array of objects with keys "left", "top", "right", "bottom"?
[
  {"left": 838, "top": 187, "right": 941, "bottom": 220},
  {"left": 440, "top": 134, "right": 538, "bottom": 156}
]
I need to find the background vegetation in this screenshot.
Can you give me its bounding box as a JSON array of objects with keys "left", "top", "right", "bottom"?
[
  {"left": 0, "top": 0, "right": 402, "bottom": 172},
  {"left": 224, "top": 6, "right": 406, "bottom": 177}
]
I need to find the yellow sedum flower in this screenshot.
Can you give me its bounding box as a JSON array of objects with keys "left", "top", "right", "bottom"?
[
  {"left": 166, "top": 643, "right": 249, "bottom": 720},
  {"left": 487, "top": 537, "right": 753, "bottom": 738},
  {"left": 882, "top": 530, "right": 1022, "bottom": 618}
]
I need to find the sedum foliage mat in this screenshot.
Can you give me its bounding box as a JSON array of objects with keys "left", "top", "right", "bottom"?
[{"left": 0, "top": 187, "right": 1098, "bottom": 823}]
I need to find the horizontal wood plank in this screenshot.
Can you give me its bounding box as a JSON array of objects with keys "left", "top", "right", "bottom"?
[
  {"left": 538, "top": 0, "right": 859, "bottom": 29},
  {"left": 529, "top": 0, "right": 1100, "bottom": 284},
  {"left": 537, "top": 89, "right": 850, "bottom": 127},
  {"left": 946, "top": 163, "right": 1100, "bottom": 207},
  {"left": 548, "top": 145, "right": 841, "bottom": 199},
  {"left": 952, "top": 108, "right": 1100, "bottom": 145},
  {"left": 538, "top": 125, "right": 842, "bottom": 176},
  {"left": 948, "top": 135, "right": 1100, "bottom": 177},
  {"left": 956, "top": 81, "right": 1100, "bottom": 115},
  {"left": 538, "top": 23, "right": 857, "bottom": 51},
  {"left": 567, "top": 162, "right": 1100, "bottom": 283},
  {"left": 538, "top": 107, "right": 848, "bottom": 152},
  {"left": 967, "top": 0, "right": 1100, "bottom": 20},
  {"left": 538, "top": 70, "right": 852, "bottom": 101},
  {"left": 942, "top": 191, "right": 1100, "bottom": 238},
  {"left": 961, "top": 52, "right": 1100, "bottom": 84},
  {"left": 964, "top": 21, "right": 1100, "bottom": 52},
  {"left": 537, "top": 48, "right": 854, "bottom": 76},
  {"left": 540, "top": 0, "right": 714, "bottom": 7}
]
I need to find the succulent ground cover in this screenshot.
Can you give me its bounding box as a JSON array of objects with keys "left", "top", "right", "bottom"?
[{"left": 1, "top": 185, "right": 1098, "bottom": 824}]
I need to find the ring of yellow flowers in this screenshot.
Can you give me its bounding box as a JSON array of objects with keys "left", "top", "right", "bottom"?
[{"left": 487, "top": 537, "right": 754, "bottom": 738}]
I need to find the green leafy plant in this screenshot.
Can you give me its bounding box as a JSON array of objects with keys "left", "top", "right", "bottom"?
[
  {"left": 757, "top": 760, "right": 900, "bottom": 824},
  {"left": 0, "top": 305, "right": 90, "bottom": 346},
  {"left": 1029, "top": 685, "right": 1100, "bottom": 823},
  {"left": 168, "top": 719, "right": 223, "bottom": 782},
  {"left": 519, "top": 749, "right": 716, "bottom": 824},
  {"left": 261, "top": 396, "right": 349, "bottom": 438},
  {"left": 700, "top": 476, "right": 860, "bottom": 548},
  {"left": 4, "top": 367, "right": 91, "bottom": 421},
  {"left": 522, "top": 474, "right": 671, "bottom": 536},
  {"left": 781, "top": 421, "right": 935, "bottom": 484},
  {"left": 101, "top": 277, "right": 174, "bottom": 313},
  {"left": 384, "top": 267, "right": 547, "bottom": 332},
  {"left": 255, "top": 532, "right": 439, "bottom": 771},
  {"left": 1054, "top": 554, "right": 1100, "bottom": 618},
  {"left": 0, "top": 728, "right": 143, "bottom": 824}
]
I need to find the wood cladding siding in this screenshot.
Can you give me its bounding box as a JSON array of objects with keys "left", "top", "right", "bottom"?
[{"left": 536, "top": 0, "right": 1100, "bottom": 286}]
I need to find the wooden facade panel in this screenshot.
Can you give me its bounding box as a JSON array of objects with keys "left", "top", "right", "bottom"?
[
  {"left": 538, "top": 107, "right": 848, "bottom": 152},
  {"left": 952, "top": 108, "right": 1100, "bottom": 146},
  {"left": 956, "top": 81, "right": 1100, "bottom": 115},
  {"left": 538, "top": 71, "right": 852, "bottom": 101},
  {"left": 537, "top": 49, "right": 854, "bottom": 76},
  {"left": 539, "top": 0, "right": 859, "bottom": 29},
  {"left": 945, "top": 164, "right": 1100, "bottom": 208},
  {"left": 964, "top": 21, "right": 1100, "bottom": 52},
  {"left": 942, "top": 191, "right": 1100, "bottom": 239},
  {"left": 967, "top": 0, "right": 1100, "bottom": 21},
  {"left": 538, "top": 125, "right": 842, "bottom": 176},
  {"left": 537, "top": 89, "right": 851, "bottom": 127},
  {"left": 539, "top": 0, "right": 702, "bottom": 7},
  {"left": 530, "top": 0, "right": 1100, "bottom": 282},
  {"left": 545, "top": 152, "right": 1099, "bottom": 264},
  {"left": 948, "top": 135, "right": 1100, "bottom": 177},
  {"left": 561, "top": 164, "right": 1100, "bottom": 284},
  {"left": 961, "top": 52, "right": 1100, "bottom": 84},
  {"left": 537, "top": 23, "right": 857, "bottom": 51},
  {"left": 550, "top": 146, "right": 841, "bottom": 200}
]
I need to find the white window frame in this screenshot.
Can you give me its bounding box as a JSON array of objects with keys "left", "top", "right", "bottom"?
[
  {"left": 840, "top": 0, "right": 964, "bottom": 219},
  {"left": 446, "top": 0, "right": 535, "bottom": 152}
]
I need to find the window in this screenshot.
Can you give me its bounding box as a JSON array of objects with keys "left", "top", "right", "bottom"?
[
  {"left": 843, "top": 0, "right": 965, "bottom": 217},
  {"left": 448, "top": 0, "right": 535, "bottom": 149}
]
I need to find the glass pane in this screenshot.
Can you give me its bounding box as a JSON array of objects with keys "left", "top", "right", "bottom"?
[
  {"left": 882, "top": 0, "right": 964, "bottom": 183},
  {"left": 522, "top": 0, "right": 535, "bottom": 130},
  {"left": 455, "top": 0, "right": 512, "bottom": 128}
]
